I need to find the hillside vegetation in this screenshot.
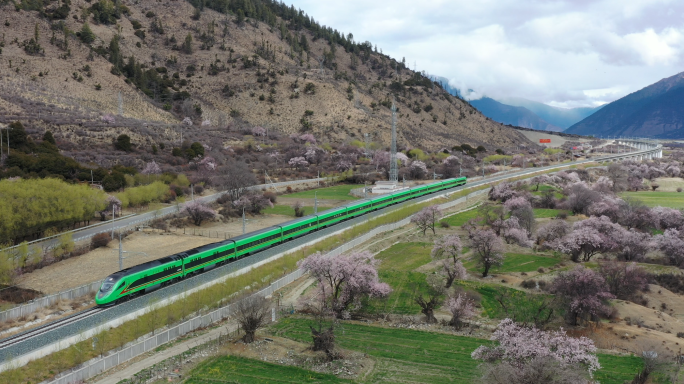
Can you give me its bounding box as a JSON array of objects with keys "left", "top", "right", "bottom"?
[{"left": 0, "top": 0, "right": 528, "bottom": 161}]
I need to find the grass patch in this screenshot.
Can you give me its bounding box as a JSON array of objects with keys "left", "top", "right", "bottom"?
[
  {"left": 263, "top": 204, "right": 315, "bottom": 217},
  {"left": 375, "top": 242, "right": 433, "bottom": 272},
  {"left": 270, "top": 318, "right": 641, "bottom": 384},
  {"left": 365, "top": 270, "right": 430, "bottom": 315},
  {"left": 463, "top": 253, "right": 561, "bottom": 274},
  {"left": 443, "top": 208, "right": 481, "bottom": 227},
  {"left": 185, "top": 355, "right": 351, "bottom": 383},
  {"left": 285, "top": 184, "right": 363, "bottom": 200},
  {"left": 532, "top": 208, "right": 567, "bottom": 218},
  {"left": 618, "top": 191, "right": 684, "bottom": 208},
  {"left": 364, "top": 242, "right": 435, "bottom": 315}
]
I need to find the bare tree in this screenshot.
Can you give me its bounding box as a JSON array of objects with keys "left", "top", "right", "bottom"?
[
  {"left": 414, "top": 274, "right": 445, "bottom": 323},
  {"left": 234, "top": 296, "right": 270, "bottom": 343},
  {"left": 411, "top": 205, "right": 443, "bottom": 235},
  {"left": 217, "top": 161, "right": 258, "bottom": 200}
]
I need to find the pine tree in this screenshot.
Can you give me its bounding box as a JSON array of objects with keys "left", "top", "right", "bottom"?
[{"left": 80, "top": 22, "right": 96, "bottom": 44}]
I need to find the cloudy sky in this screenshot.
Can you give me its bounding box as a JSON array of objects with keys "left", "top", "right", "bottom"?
[{"left": 287, "top": 0, "right": 684, "bottom": 108}]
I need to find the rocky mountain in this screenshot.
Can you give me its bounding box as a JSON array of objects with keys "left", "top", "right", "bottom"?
[
  {"left": 469, "top": 97, "right": 562, "bottom": 132},
  {"left": 565, "top": 71, "right": 684, "bottom": 138},
  {"left": 0, "top": 0, "right": 529, "bottom": 163},
  {"left": 497, "top": 97, "right": 600, "bottom": 129}
]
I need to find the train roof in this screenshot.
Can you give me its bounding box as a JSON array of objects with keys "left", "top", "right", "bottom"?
[
  {"left": 230, "top": 225, "right": 281, "bottom": 242},
  {"left": 278, "top": 215, "right": 318, "bottom": 228},
  {"left": 119, "top": 254, "right": 182, "bottom": 275}
]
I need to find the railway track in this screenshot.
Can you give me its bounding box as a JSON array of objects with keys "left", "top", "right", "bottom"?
[
  {"left": 0, "top": 143, "right": 662, "bottom": 362},
  {"left": 0, "top": 307, "right": 105, "bottom": 349}
]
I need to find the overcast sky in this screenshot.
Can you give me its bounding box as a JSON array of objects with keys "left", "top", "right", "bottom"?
[{"left": 287, "top": 0, "right": 684, "bottom": 109}]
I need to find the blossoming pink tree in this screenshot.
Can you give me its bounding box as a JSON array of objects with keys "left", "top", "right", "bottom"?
[
  {"left": 184, "top": 200, "right": 216, "bottom": 226},
  {"left": 141, "top": 160, "right": 161, "bottom": 176},
  {"left": 598, "top": 261, "right": 648, "bottom": 300},
  {"left": 445, "top": 293, "right": 475, "bottom": 328},
  {"left": 501, "top": 217, "right": 533, "bottom": 248},
  {"left": 651, "top": 206, "right": 684, "bottom": 229},
  {"left": 99, "top": 195, "right": 122, "bottom": 221},
  {"left": 550, "top": 265, "right": 614, "bottom": 325},
  {"left": 553, "top": 216, "right": 623, "bottom": 262},
  {"left": 411, "top": 205, "right": 443, "bottom": 235},
  {"left": 299, "top": 133, "right": 317, "bottom": 144},
  {"left": 655, "top": 228, "right": 684, "bottom": 266},
  {"left": 472, "top": 318, "right": 601, "bottom": 377},
  {"left": 614, "top": 229, "right": 651, "bottom": 261},
  {"left": 100, "top": 114, "right": 116, "bottom": 124},
  {"left": 251, "top": 126, "right": 266, "bottom": 136},
  {"left": 288, "top": 156, "right": 309, "bottom": 169},
  {"left": 535, "top": 220, "right": 570, "bottom": 248},
  {"left": 431, "top": 234, "right": 466, "bottom": 288},
  {"left": 470, "top": 229, "right": 505, "bottom": 277},
  {"left": 298, "top": 251, "right": 391, "bottom": 319}
]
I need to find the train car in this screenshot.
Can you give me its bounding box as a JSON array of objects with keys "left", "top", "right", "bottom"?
[
  {"left": 233, "top": 226, "right": 283, "bottom": 258},
  {"left": 95, "top": 253, "right": 185, "bottom": 305},
  {"left": 344, "top": 199, "right": 373, "bottom": 218},
  {"left": 183, "top": 241, "right": 235, "bottom": 276},
  {"left": 315, "top": 206, "right": 348, "bottom": 228},
  {"left": 96, "top": 176, "right": 469, "bottom": 307},
  {"left": 371, "top": 193, "right": 394, "bottom": 210},
  {"left": 280, "top": 215, "right": 319, "bottom": 242}
]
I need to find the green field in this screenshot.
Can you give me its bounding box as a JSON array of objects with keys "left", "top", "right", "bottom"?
[
  {"left": 270, "top": 318, "right": 642, "bottom": 384},
  {"left": 185, "top": 354, "right": 351, "bottom": 383},
  {"left": 285, "top": 184, "right": 363, "bottom": 200},
  {"left": 619, "top": 191, "right": 684, "bottom": 208},
  {"left": 532, "top": 208, "right": 568, "bottom": 218},
  {"left": 463, "top": 252, "right": 561, "bottom": 274},
  {"left": 442, "top": 208, "right": 481, "bottom": 227},
  {"left": 376, "top": 242, "right": 433, "bottom": 271},
  {"left": 263, "top": 204, "right": 315, "bottom": 217},
  {"left": 366, "top": 242, "right": 435, "bottom": 315}
]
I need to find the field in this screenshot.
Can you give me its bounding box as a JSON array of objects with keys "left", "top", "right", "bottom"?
[
  {"left": 532, "top": 208, "right": 567, "bottom": 218},
  {"left": 263, "top": 204, "right": 315, "bottom": 217},
  {"left": 619, "top": 191, "right": 684, "bottom": 208},
  {"left": 185, "top": 355, "right": 351, "bottom": 384},
  {"left": 365, "top": 242, "right": 434, "bottom": 315},
  {"left": 463, "top": 252, "right": 561, "bottom": 274},
  {"left": 284, "top": 184, "right": 363, "bottom": 200},
  {"left": 270, "top": 318, "right": 642, "bottom": 384},
  {"left": 442, "top": 208, "right": 481, "bottom": 227}
]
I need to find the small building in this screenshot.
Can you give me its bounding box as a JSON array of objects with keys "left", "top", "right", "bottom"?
[{"left": 371, "top": 181, "right": 409, "bottom": 195}]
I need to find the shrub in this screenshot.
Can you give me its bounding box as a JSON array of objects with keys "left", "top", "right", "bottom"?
[
  {"left": 114, "top": 134, "right": 132, "bottom": 152},
  {"left": 439, "top": 220, "right": 450, "bottom": 228},
  {"left": 263, "top": 191, "right": 277, "bottom": 204},
  {"left": 91, "top": 233, "right": 111, "bottom": 248}
]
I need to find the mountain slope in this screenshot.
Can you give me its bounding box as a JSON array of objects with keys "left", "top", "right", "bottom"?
[
  {"left": 0, "top": 0, "right": 529, "bottom": 159},
  {"left": 469, "top": 97, "right": 562, "bottom": 132},
  {"left": 565, "top": 72, "right": 684, "bottom": 137},
  {"left": 497, "top": 97, "right": 600, "bottom": 129}
]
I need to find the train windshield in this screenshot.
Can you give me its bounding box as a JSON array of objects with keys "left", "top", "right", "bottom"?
[{"left": 99, "top": 276, "right": 118, "bottom": 293}]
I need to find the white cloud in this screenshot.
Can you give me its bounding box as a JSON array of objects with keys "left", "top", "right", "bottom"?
[{"left": 287, "top": 0, "right": 684, "bottom": 107}]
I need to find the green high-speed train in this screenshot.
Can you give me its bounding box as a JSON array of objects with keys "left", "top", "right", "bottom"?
[{"left": 95, "top": 177, "right": 467, "bottom": 306}]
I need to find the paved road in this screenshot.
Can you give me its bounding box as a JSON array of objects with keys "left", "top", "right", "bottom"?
[{"left": 3, "top": 177, "right": 327, "bottom": 253}]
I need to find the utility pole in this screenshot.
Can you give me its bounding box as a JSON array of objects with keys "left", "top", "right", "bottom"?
[
  {"left": 111, "top": 205, "right": 115, "bottom": 239},
  {"left": 364, "top": 182, "right": 367, "bottom": 199},
  {"left": 389, "top": 100, "right": 398, "bottom": 183},
  {"left": 242, "top": 208, "right": 246, "bottom": 234},
  {"left": 119, "top": 232, "right": 123, "bottom": 270},
  {"left": 314, "top": 191, "right": 318, "bottom": 214}
]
